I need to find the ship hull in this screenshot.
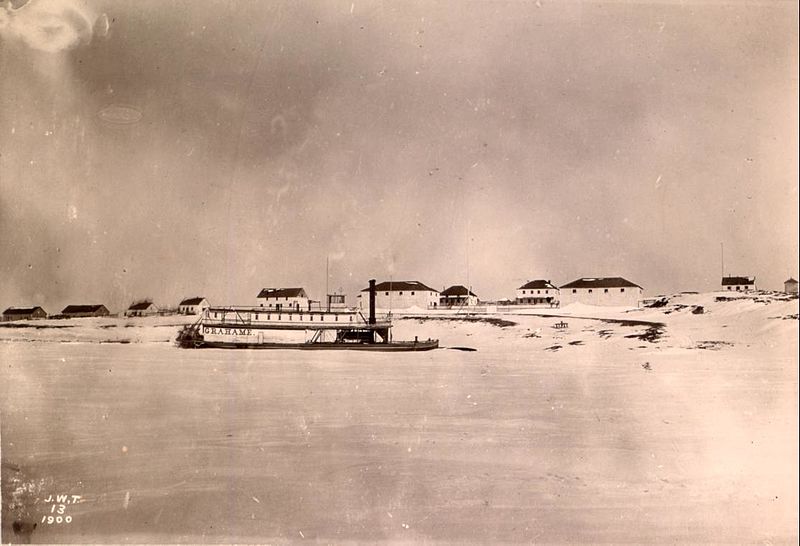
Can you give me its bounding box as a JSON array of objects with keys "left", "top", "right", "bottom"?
[{"left": 182, "top": 339, "right": 439, "bottom": 351}]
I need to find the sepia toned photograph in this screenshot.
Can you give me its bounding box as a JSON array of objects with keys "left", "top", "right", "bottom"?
[{"left": 1, "top": 0, "right": 797, "bottom": 543}]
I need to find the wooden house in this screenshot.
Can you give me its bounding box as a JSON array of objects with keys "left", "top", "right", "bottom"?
[
  {"left": 721, "top": 276, "right": 755, "bottom": 292},
  {"left": 515, "top": 280, "right": 559, "bottom": 306},
  {"left": 359, "top": 281, "right": 439, "bottom": 310},
  {"left": 61, "top": 304, "right": 110, "bottom": 318},
  {"left": 257, "top": 288, "right": 309, "bottom": 312},
  {"left": 439, "top": 285, "right": 478, "bottom": 308},
  {"left": 2, "top": 306, "right": 47, "bottom": 321},
  {"left": 125, "top": 301, "right": 158, "bottom": 317},
  {"left": 559, "top": 277, "right": 643, "bottom": 307},
  {"left": 178, "top": 297, "right": 210, "bottom": 315}
]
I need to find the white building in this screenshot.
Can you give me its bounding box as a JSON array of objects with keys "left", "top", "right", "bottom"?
[
  {"left": 439, "top": 285, "right": 478, "bottom": 308},
  {"left": 125, "top": 301, "right": 158, "bottom": 317},
  {"left": 359, "top": 281, "right": 439, "bottom": 310},
  {"left": 257, "top": 287, "right": 309, "bottom": 311},
  {"left": 785, "top": 278, "right": 798, "bottom": 294},
  {"left": 178, "top": 297, "right": 210, "bottom": 315},
  {"left": 515, "top": 280, "right": 559, "bottom": 306},
  {"left": 721, "top": 276, "right": 755, "bottom": 292},
  {"left": 559, "top": 277, "right": 643, "bottom": 307}
]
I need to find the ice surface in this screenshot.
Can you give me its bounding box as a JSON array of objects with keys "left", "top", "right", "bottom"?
[{"left": 1, "top": 292, "right": 797, "bottom": 543}]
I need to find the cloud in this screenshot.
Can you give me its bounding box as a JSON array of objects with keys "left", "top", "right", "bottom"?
[{"left": 0, "top": 0, "right": 99, "bottom": 52}]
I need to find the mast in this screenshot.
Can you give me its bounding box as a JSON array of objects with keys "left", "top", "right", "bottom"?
[
  {"left": 466, "top": 219, "right": 470, "bottom": 306},
  {"left": 326, "top": 255, "right": 330, "bottom": 312}
]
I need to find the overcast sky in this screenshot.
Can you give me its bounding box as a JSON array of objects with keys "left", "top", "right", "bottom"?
[{"left": 1, "top": 0, "right": 797, "bottom": 311}]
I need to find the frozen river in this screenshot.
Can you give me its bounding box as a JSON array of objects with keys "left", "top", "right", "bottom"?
[{"left": 1, "top": 298, "right": 797, "bottom": 543}]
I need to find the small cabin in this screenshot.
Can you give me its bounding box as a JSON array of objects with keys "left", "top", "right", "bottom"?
[
  {"left": 785, "top": 278, "right": 798, "bottom": 294},
  {"left": 257, "top": 288, "right": 309, "bottom": 311},
  {"left": 721, "top": 276, "right": 755, "bottom": 292},
  {"left": 439, "top": 285, "right": 478, "bottom": 308},
  {"left": 61, "top": 304, "right": 110, "bottom": 318},
  {"left": 178, "top": 297, "right": 210, "bottom": 315},
  {"left": 125, "top": 301, "right": 158, "bottom": 317},
  {"left": 2, "top": 306, "right": 47, "bottom": 321}
]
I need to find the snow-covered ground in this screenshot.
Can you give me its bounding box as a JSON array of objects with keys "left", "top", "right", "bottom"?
[{"left": 1, "top": 292, "right": 797, "bottom": 543}]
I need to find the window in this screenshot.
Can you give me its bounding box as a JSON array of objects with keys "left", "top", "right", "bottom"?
[
  {"left": 335, "top": 315, "right": 338, "bottom": 321},
  {"left": 267, "top": 314, "right": 270, "bottom": 320},
  {"left": 588, "top": 289, "right": 593, "bottom": 293},
  {"left": 604, "top": 289, "right": 608, "bottom": 293},
  {"left": 522, "top": 290, "right": 526, "bottom": 295},
  {"left": 399, "top": 291, "right": 403, "bottom": 295},
  {"left": 537, "top": 290, "right": 541, "bottom": 294},
  {"left": 255, "top": 314, "right": 259, "bottom": 320},
  {"left": 572, "top": 289, "right": 576, "bottom": 294},
  {"left": 620, "top": 288, "right": 625, "bottom": 293},
  {"left": 385, "top": 292, "right": 389, "bottom": 296},
  {"left": 411, "top": 291, "right": 415, "bottom": 295}
]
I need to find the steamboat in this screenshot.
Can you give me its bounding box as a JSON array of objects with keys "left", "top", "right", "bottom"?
[{"left": 176, "top": 280, "right": 438, "bottom": 351}]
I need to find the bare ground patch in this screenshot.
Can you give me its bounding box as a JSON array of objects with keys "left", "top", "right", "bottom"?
[
  {"left": 402, "top": 316, "right": 517, "bottom": 328},
  {"left": 693, "top": 340, "right": 734, "bottom": 350}
]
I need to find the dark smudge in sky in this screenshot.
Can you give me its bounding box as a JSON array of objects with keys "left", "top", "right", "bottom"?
[{"left": 1, "top": 1, "right": 797, "bottom": 311}]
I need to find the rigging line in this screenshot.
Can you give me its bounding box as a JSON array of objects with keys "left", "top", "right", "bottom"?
[{"left": 222, "top": 18, "right": 275, "bottom": 274}]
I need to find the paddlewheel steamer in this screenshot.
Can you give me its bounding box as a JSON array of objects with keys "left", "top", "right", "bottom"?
[{"left": 176, "top": 280, "right": 438, "bottom": 351}]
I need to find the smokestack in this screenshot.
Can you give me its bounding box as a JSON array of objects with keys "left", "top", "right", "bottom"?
[{"left": 369, "top": 279, "right": 376, "bottom": 325}]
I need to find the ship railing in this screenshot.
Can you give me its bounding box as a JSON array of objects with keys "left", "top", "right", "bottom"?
[
  {"left": 202, "top": 307, "right": 392, "bottom": 327},
  {"left": 206, "top": 305, "right": 362, "bottom": 313}
]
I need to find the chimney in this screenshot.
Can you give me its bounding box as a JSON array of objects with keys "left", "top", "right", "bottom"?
[{"left": 369, "top": 279, "right": 376, "bottom": 325}]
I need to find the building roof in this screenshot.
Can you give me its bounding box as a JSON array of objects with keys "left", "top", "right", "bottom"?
[
  {"left": 560, "top": 277, "right": 642, "bottom": 289},
  {"left": 518, "top": 280, "right": 558, "bottom": 290},
  {"left": 128, "top": 301, "right": 155, "bottom": 310},
  {"left": 3, "top": 306, "right": 46, "bottom": 315},
  {"left": 179, "top": 297, "right": 207, "bottom": 306},
  {"left": 785, "top": 278, "right": 798, "bottom": 284},
  {"left": 257, "top": 288, "right": 307, "bottom": 299},
  {"left": 721, "top": 276, "right": 755, "bottom": 285},
  {"left": 361, "top": 281, "right": 439, "bottom": 293},
  {"left": 441, "top": 285, "right": 477, "bottom": 297},
  {"left": 62, "top": 304, "right": 107, "bottom": 314}
]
